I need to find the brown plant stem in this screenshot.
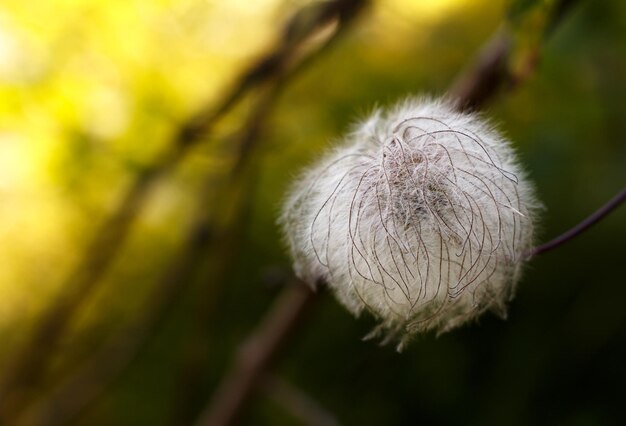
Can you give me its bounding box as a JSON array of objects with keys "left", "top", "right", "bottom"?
[
  {"left": 530, "top": 186, "right": 626, "bottom": 257},
  {"left": 448, "top": 27, "right": 512, "bottom": 112},
  {"left": 193, "top": 282, "right": 317, "bottom": 426}
]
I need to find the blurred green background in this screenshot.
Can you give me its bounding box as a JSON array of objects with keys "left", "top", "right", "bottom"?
[{"left": 0, "top": 0, "right": 625, "bottom": 425}]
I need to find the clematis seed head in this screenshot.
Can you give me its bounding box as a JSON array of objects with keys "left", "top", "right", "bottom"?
[{"left": 280, "top": 97, "right": 540, "bottom": 348}]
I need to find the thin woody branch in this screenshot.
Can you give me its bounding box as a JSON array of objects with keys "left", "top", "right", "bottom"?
[
  {"left": 8, "top": 1, "right": 369, "bottom": 425},
  {"left": 15, "top": 85, "right": 280, "bottom": 426},
  {"left": 171, "top": 1, "right": 371, "bottom": 421},
  {"left": 18, "top": 100, "right": 263, "bottom": 426},
  {"left": 531, "top": 186, "right": 626, "bottom": 257},
  {"left": 194, "top": 282, "right": 316, "bottom": 426}
]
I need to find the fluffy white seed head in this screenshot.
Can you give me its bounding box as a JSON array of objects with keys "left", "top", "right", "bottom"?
[{"left": 280, "top": 97, "right": 539, "bottom": 347}]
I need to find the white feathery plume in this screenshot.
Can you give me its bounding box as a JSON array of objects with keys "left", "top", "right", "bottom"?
[{"left": 280, "top": 97, "right": 540, "bottom": 348}]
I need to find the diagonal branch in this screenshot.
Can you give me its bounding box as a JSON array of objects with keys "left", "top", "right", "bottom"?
[
  {"left": 449, "top": 0, "right": 581, "bottom": 111},
  {"left": 16, "top": 90, "right": 265, "bottom": 426},
  {"left": 8, "top": 1, "right": 369, "bottom": 425},
  {"left": 171, "top": 1, "right": 371, "bottom": 422},
  {"left": 14, "top": 83, "right": 279, "bottom": 426},
  {"left": 193, "top": 281, "right": 317, "bottom": 426},
  {"left": 0, "top": 0, "right": 367, "bottom": 420}
]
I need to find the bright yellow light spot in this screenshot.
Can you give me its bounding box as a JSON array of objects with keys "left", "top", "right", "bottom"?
[
  {"left": 387, "top": 0, "right": 469, "bottom": 22},
  {"left": 0, "top": 18, "right": 44, "bottom": 84}
]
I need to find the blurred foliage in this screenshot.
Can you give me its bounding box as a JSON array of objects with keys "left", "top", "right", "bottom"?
[{"left": 0, "top": 0, "right": 625, "bottom": 425}]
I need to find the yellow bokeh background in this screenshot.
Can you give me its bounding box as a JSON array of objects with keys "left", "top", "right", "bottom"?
[{"left": 0, "top": 0, "right": 480, "bottom": 327}]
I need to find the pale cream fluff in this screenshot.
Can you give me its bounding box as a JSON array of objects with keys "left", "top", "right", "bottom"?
[{"left": 280, "top": 98, "right": 539, "bottom": 348}]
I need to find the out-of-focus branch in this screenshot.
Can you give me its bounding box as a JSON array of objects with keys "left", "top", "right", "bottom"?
[
  {"left": 15, "top": 83, "right": 279, "bottom": 426},
  {"left": 8, "top": 1, "right": 369, "bottom": 425},
  {"left": 193, "top": 281, "right": 317, "bottom": 426},
  {"left": 196, "top": 2, "right": 583, "bottom": 425},
  {"left": 448, "top": 28, "right": 512, "bottom": 112},
  {"left": 449, "top": 0, "right": 581, "bottom": 111},
  {"left": 168, "top": 84, "right": 278, "bottom": 424},
  {"left": 172, "top": 1, "right": 371, "bottom": 422}
]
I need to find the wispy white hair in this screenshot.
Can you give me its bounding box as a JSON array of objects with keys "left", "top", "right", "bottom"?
[{"left": 280, "top": 97, "right": 539, "bottom": 348}]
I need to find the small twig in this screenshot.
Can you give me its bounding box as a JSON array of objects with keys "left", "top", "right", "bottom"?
[
  {"left": 530, "top": 186, "right": 626, "bottom": 257},
  {"left": 194, "top": 281, "right": 317, "bottom": 426}
]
